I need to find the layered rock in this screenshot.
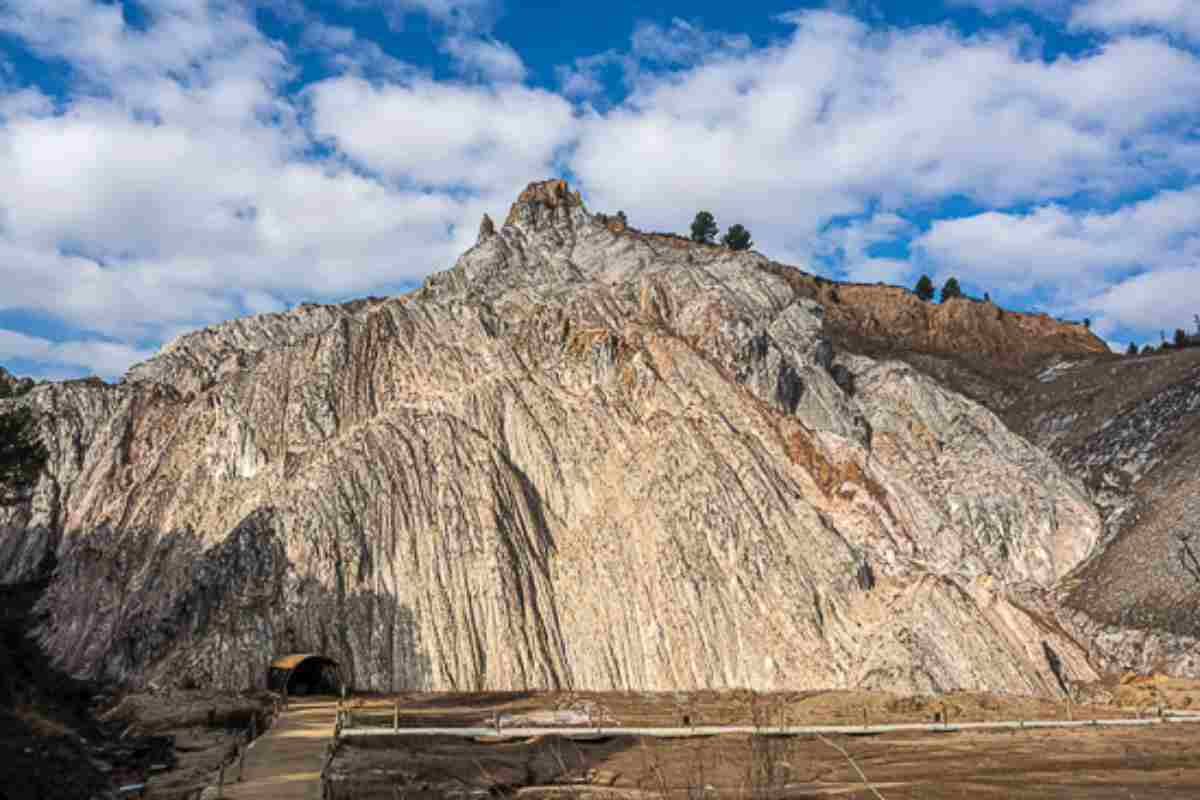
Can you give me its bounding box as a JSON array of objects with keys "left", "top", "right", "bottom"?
[{"left": 2, "top": 181, "right": 1109, "bottom": 696}]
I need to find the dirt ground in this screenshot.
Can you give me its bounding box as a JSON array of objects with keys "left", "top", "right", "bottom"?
[
  {"left": 341, "top": 683, "right": 1187, "bottom": 730},
  {"left": 97, "top": 689, "right": 276, "bottom": 799},
  {"left": 0, "top": 566, "right": 280, "bottom": 799},
  {"left": 327, "top": 686, "right": 1200, "bottom": 799},
  {"left": 0, "top": 687, "right": 273, "bottom": 800}
]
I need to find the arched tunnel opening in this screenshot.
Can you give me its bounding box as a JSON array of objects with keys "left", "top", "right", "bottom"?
[{"left": 267, "top": 654, "right": 342, "bottom": 696}]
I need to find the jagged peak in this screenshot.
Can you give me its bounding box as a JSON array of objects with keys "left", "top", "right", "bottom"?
[{"left": 503, "top": 179, "right": 583, "bottom": 227}]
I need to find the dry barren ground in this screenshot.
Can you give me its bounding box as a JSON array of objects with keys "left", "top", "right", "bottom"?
[{"left": 326, "top": 686, "right": 1200, "bottom": 799}]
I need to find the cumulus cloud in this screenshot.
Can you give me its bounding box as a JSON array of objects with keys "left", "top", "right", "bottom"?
[
  {"left": 1070, "top": 0, "right": 1200, "bottom": 42},
  {"left": 954, "top": 0, "right": 1200, "bottom": 42},
  {"left": 0, "top": 328, "right": 154, "bottom": 380},
  {"left": 305, "top": 75, "right": 574, "bottom": 191},
  {"left": 948, "top": 0, "right": 1072, "bottom": 15},
  {"left": 572, "top": 12, "right": 1200, "bottom": 265},
  {"left": 0, "top": 0, "right": 541, "bottom": 377},
  {"left": 299, "top": 21, "right": 420, "bottom": 81},
  {"left": 630, "top": 18, "right": 752, "bottom": 65},
  {"left": 1086, "top": 268, "right": 1200, "bottom": 338},
  {"left": 815, "top": 212, "right": 918, "bottom": 284},
  {"left": 441, "top": 35, "right": 527, "bottom": 83},
  {"left": 555, "top": 18, "right": 751, "bottom": 102},
  {"left": 914, "top": 188, "right": 1200, "bottom": 333},
  {"left": 3, "top": 3, "right": 1200, "bottom": 379},
  {"left": 341, "top": 0, "right": 500, "bottom": 32}
]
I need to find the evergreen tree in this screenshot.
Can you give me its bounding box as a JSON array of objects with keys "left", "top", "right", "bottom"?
[
  {"left": 615, "top": 210, "right": 627, "bottom": 226},
  {"left": 940, "top": 277, "right": 963, "bottom": 303},
  {"left": 0, "top": 405, "right": 47, "bottom": 506},
  {"left": 1126, "top": 342, "right": 1138, "bottom": 356},
  {"left": 721, "top": 224, "right": 753, "bottom": 251},
  {"left": 914, "top": 275, "right": 935, "bottom": 302},
  {"left": 690, "top": 211, "right": 718, "bottom": 244}
]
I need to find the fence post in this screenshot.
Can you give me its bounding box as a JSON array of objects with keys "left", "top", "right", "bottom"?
[
  {"left": 394, "top": 699, "right": 399, "bottom": 733},
  {"left": 238, "top": 744, "right": 247, "bottom": 782},
  {"left": 217, "top": 764, "right": 225, "bottom": 797}
]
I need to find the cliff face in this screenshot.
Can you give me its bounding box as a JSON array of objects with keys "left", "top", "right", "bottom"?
[
  {"left": 759, "top": 266, "right": 1108, "bottom": 368},
  {"left": 2, "top": 180, "right": 1111, "bottom": 695}
]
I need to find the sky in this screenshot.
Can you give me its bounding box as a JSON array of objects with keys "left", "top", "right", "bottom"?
[{"left": 2, "top": 0, "right": 1200, "bottom": 379}]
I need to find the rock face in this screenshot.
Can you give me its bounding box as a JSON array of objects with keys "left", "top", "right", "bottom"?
[
  {"left": 758, "top": 266, "right": 1108, "bottom": 369},
  {"left": 3, "top": 181, "right": 1113, "bottom": 695}
]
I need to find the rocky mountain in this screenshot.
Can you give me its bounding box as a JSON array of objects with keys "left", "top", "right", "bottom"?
[{"left": 2, "top": 179, "right": 1189, "bottom": 697}]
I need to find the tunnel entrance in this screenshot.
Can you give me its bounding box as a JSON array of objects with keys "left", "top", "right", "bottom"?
[{"left": 267, "top": 653, "right": 342, "bottom": 696}]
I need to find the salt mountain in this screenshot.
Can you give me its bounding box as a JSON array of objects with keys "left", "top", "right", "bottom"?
[{"left": 1, "top": 180, "right": 1191, "bottom": 695}]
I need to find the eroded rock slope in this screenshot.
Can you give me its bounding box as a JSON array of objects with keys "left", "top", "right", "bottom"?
[{"left": 2, "top": 181, "right": 1111, "bottom": 695}]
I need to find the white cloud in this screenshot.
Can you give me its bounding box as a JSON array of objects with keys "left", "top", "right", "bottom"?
[
  {"left": 957, "top": 0, "right": 1200, "bottom": 42},
  {"left": 947, "top": 0, "right": 1071, "bottom": 15},
  {"left": 305, "top": 75, "right": 574, "bottom": 191},
  {"left": 0, "top": 328, "right": 154, "bottom": 380},
  {"left": 341, "top": 0, "right": 500, "bottom": 32},
  {"left": 0, "top": 0, "right": 531, "bottom": 377},
  {"left": 300, "top": 21, "right": 420, "bottom": 81},
  {"left": 442, "top": 35, "right": 527, "bottom": 83},
  {"left": 813, "top": 212, "right": 917, "bottom": 284},
  {"left": 572, "top": 12, "right": 1200, "bottom": 265},
  {"left": 916, "top": 188, "right": 1200, "bottom": 288},
  {"left": 630, "top": 18, "right": 752, "bottom": 65},
  {"left": 914, "top": 188, "right": 1200, "bottom": 333},
  {"left": 1071, "top": 0, "right": 1200, "bottom": 42},
  {"left": 1086, "top": 268, "right": 1200, "bottom": 337},
  {"left": 2, "top": 2, "right": 1200, "bottom": 378}
]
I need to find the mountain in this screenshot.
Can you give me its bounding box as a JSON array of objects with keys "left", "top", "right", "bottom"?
[{"left": 2, "top": 180, "right": 1190, "bottom": 696}]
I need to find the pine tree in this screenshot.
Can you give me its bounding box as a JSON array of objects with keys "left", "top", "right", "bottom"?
[
  {"left": 721, "top": 224, "right": 753, "bottom": 251},
  {"left": 914, "top": 275, "right": 935, "bottom": 302},
  {"left": 1126, "top": 342, "right": 1138, "bottom": 356},
  {"left": 940, "top": 277, "right": 962, "bottom": 303},
  {"left": 690, "top": 211, "right": 718, "bottom": 244}
]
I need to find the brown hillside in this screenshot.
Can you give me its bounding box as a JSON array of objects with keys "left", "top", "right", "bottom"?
[{"left": 757, "top": 262, "right": 1109, "bottom": 370}]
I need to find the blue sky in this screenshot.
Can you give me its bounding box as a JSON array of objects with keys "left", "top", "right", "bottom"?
[{"left": 2, "top": 0, "right": 1200, "bottom": 379}]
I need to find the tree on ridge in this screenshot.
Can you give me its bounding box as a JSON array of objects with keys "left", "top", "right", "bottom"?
[
  {"left": 721, "top": 224, "right": 753, "bottom": 251},
  {"left": 690, "top": 211, "right": 718, "bottom": 244},
  {"left": 940, "top": 277, "right": 962, "bottom": 303},
  {"left": 914, "top": 275, "right": 935, "bottom": 302}
]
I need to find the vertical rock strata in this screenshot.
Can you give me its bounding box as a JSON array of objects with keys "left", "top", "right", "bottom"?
[{"left": 2, "top": 180, "right": 1105, "bottom": 695}]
